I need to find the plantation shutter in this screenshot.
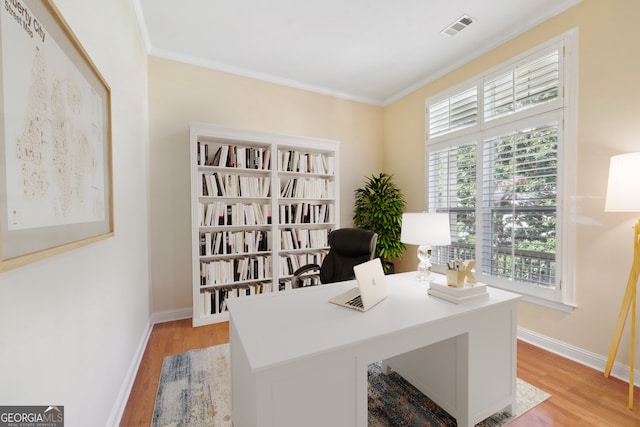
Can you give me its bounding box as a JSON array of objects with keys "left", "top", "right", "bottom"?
[
  {"left": 484, "top": 50, "right": 560, "bottom": 122},
  {"left": 428, "top": 142, "right": 477, "bottom": 264},
  {"left": 428, "top": 88, "right": 478, "bottom": 138},
  {"left": 481, "top": 121, "right": 559, "bottom": 286}
]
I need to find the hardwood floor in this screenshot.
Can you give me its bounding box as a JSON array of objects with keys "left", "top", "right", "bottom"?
[
  {"left": 513, "top": 341, "right": 639, "bottom": 426},
  {"left": 120, "top": 319, "right": 640, "bottom": 426},
  {"left": 119, "top": 319, "right": 229, "bottom": 426}
]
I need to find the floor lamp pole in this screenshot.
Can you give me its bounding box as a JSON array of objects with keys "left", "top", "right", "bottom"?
[{"left": 604, "top": 218, "right": 640, "bottom": 409}]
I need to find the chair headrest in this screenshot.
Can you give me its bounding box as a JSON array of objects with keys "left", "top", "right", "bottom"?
[{"left": 328, "top": 228, "right": 376, "bottom": 257}]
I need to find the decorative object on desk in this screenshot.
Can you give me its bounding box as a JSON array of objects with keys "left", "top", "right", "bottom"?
[
  {"left": 445, "top": 259, "right": 477, "bottom": 287},
  {"left": 428, "top": 281, "right": 488, "bottom": 304},
  {"left": 602, "top": 152, "right": 640, "bottom": 409},
  {"left": 400, "top": 212, "right": 452, "bottom": 282},
  {"left": 353, "top": 173, "right": 406, "bottom": 273},
  {"left": 152, "top": 344, "right": 550, "bottom": 427}
]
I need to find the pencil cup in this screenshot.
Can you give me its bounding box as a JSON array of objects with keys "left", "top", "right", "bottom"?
[{"left": 446, "top": 270, "right": 466, "bottom": 288}]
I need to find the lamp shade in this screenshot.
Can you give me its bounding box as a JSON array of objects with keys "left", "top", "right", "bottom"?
[
  {"left": 400, "top": 212, "right": 451, "bottom": 246},
  {"left": 605, "top": 152, "right": 640, "bottom": 212}
]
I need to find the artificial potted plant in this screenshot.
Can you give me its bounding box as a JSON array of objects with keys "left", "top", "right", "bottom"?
[{"left": 353, "top": 173, "right": 406, "bottom": 273}]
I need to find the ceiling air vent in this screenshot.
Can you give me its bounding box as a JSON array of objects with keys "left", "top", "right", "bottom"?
[{"left": 441, "top": 14, "right": 475, "bottom": 36}]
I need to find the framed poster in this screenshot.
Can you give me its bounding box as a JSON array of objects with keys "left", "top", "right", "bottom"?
[{"left": 0, "top": 0, "right": 113, "bottom": 272}]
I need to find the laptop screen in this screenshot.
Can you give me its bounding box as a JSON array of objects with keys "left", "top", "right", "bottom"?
[{"left": 353, "top": 258, "right": 388, "bottom": 309}]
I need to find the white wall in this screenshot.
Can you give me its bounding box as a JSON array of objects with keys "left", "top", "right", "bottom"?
[{"left": 0, "top": 1, "right": 150, "bottom": 425}]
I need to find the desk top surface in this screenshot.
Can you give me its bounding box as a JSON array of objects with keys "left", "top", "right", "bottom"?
[{"left": 227, "top": 272, "right": 520, "bottom": 372}]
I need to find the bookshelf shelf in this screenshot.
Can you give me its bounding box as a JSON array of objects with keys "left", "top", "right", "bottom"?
[{"left": 190, "top": 122, "right": 340, "bottom": 326}]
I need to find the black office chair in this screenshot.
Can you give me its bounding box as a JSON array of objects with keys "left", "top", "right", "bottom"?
[{"left": 292, "top": 228, "right": 378, "bottom": 288}]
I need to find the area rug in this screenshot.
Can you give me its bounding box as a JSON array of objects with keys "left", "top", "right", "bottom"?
[{"left": 151, "top": 343, "right": 550, "bottom": 427}]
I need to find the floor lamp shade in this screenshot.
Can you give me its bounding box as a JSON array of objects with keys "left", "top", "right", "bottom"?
[
  {"left": 605, "top": 152, "right": 640, "bottom": 212},
  {"left": 400, "top": 213, "right": 451, "bottom": 246}
]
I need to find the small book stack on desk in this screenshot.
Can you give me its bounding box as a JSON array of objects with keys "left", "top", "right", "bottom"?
[{"left": 428, "top": 282, "right": 489, "bottom": 304}]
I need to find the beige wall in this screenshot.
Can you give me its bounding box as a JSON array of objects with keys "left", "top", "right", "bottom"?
[
  {"left": 148, "top": 58, "right": 384, "bottom": 313},
  {"left": 384, "top": 0, "right": 640, "bottom": 366}
]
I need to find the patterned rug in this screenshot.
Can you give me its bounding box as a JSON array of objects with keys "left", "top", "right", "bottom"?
[{"left": 151, "top": 343, "right": 550, "bottom": 427}]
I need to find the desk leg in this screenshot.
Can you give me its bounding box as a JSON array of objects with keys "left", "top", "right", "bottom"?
[{"left": 356, "top": 358, "right": 369, "bottom": 427}]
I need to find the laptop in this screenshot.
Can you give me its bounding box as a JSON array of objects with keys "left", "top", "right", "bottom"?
[{"left": 329, "top": 258, "right": 389, "bottom": 312}]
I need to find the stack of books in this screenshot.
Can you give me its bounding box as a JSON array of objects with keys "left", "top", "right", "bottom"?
[{"left": 428, "top": 281, "right": 489, "bottom": 304}]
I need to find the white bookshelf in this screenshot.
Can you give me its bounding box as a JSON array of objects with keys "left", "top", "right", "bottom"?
[{"left": 190, "top": 122, "right": 340, "bottom": 326}]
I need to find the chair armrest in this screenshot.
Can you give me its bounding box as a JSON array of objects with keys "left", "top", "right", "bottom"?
[
  {"left": 292, "top": 264, "right": 320, "bottom": 288},
  {"left": 293, "top": 263, "right": 320, "bottom": 277}
]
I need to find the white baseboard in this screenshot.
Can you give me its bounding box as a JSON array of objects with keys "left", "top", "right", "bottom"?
[
  {"left": 106, "top": 320, "right": 153, "bottom": 427},
  {"left": 107, "top": 308, "right": 192, "bottom": 426},
  {"left": 518, "top": 326, "right": 640, "bottom": 385},
  {"left": 151, "top": 307, "right": 193, "bottom": 324}
]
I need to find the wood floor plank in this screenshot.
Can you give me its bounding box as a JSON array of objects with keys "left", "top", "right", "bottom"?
[{"left": 119, "top": 320, "right": 640, "bottom": 426}]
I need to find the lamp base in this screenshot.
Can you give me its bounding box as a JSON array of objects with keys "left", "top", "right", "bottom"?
[{"left": 415, "top": 245, "right": 432, "bottom": 283}]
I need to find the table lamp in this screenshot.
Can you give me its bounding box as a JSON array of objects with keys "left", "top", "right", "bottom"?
[
  {"left": 400, "top": 212, "right": 451, "bottom": 282},
  {"left": 603, "top": 152, "right": 640, "bottom": 409}
]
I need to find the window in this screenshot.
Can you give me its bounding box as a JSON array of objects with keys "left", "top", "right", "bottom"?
[
  {"left": 428, "top": 87, "right": 478, "bottom": 137},
  {"left": 484, "top": 50, "right": 560, "bottom": 122},
  {"left": 425, "top": 32, "right": 577, "bottom": 309}
]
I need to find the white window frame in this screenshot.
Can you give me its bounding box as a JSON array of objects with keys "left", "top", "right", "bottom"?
[{"left": 425, "top": 29, "right": 578, "bottom": 311}]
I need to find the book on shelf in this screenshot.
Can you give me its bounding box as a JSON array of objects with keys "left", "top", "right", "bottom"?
[
  {"left": 262, "top": 149, "right": 271, "bottom": 170},
  {"left": 279, "top": 177, "right": 332, "bottom": 199},
  {"left": 217, "top": 146, "right": 229, "bottom": 167},
  {"left": 429, "top": 281, "right": 487, "bottom": 297},
  {"left": 210, "top": 145, "right": 221, "bottom": 166},
  {"left": 201, "top": 280, "right": 274, "bottom": 316},
  {"left": 428, "top": 287, "right": 489, "bottom": 304},
  {"left": 199, "top": 201, "right": 273, "bottom": 227},
  {"left": 278, "top": 150, "right": 334, "bottom": 175},
  {"left": 202, "top": 144, "right": 270, "bottom": 170},
  {"left": 236, "top": 147, "right": 246, "bottom": 169}
]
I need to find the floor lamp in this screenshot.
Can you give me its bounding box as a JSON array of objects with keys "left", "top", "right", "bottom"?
[{"left": 603, "top": 152, "right": 640, "bottom": 410}]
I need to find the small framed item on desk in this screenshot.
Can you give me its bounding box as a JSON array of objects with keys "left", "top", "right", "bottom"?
[{"left": 428, "top": 281, "right": 489, "bottom": 304}]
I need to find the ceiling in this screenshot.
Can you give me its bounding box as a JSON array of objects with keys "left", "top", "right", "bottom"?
[{"left": 134, "top": 0, "right": 581, "bottom": 106}]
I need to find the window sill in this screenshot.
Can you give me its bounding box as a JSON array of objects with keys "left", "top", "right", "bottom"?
[{"left": 518, "top": 293, "right": 576, "bottom": 313}]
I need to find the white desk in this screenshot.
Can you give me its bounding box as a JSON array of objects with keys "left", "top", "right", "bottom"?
[{"left": 227, "top": 272, "right": 520, "bottom": 427}]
